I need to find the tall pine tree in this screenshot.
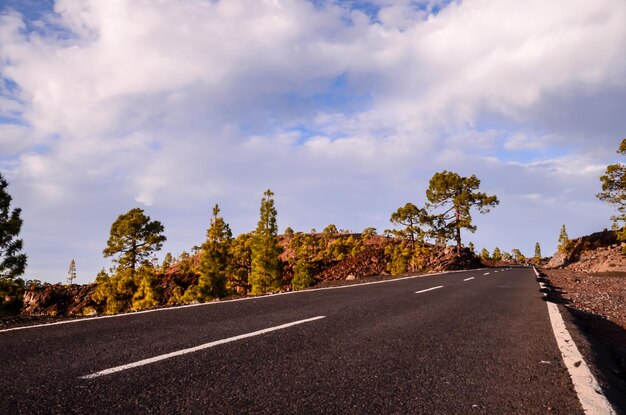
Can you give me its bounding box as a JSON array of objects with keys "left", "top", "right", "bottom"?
[
  {"left": 534, "top": 242, "right": 542, "bottom": 262},
  {"left": 425, "top": 171, "right": 499, "bottom": 256},
  {"left": 103, "top": 208, "right": 166, "bottom": 277},
  {"left": 558, "top": 225, "right": 569, "bottom": 252},
  {"left": 197, "top": 205, "right": 232, "bottom": 300},
  {"left": 67, "top": 259, "right": 77, "bottom": 284},
  {"left": 0, "top": 173, "right": 27, "bottom": 280},
  {"left": 250, "top": 190, "right": 282, "bottom": 295}
]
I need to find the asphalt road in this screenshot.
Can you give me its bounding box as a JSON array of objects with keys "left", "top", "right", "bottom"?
[{"left": 1, "top": 267, "right": 585, "bottom": 414}]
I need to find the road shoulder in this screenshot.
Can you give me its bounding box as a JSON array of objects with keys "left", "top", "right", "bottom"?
[{"left": 539, "top": 268, "right": 626, "bottom": 414}]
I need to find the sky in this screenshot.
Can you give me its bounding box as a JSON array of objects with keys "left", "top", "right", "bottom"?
[{"left": 1, "top": 0, "right": 625, "bottom": 284}]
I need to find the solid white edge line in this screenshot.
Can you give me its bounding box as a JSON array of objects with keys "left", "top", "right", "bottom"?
[
  {"left": 1, "top": 268, "right": 486, "bottom": 334},
  {"left": 463, "top": 277, "right": 475, "bottom": 281},
  {"left": 80, "top": 315, "right": 326, "bottom": 380},
  {"left": 415, "top": 285, "right": 444, "bottom": 294},
  {"left": 533, "top": 267, "right": 616, "bottom": 415}
]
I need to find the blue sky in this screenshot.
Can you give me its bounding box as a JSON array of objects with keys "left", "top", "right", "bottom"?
[{"left": 1, "top": 0, "right": 625, "bottom": 283}]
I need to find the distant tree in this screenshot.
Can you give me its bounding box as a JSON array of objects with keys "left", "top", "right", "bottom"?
[
  {"left": 92, "top": 268, "right": 135, "bottom": 315},
  {"left": 160, "top": 252, "right": 173, "bottom": 273},
  {"left": 534, "top": 242, "right": 542, "bottom": 262},
  {"left": 250, "top": 190, "right": 282, "bottom": 295},
  {"left": 228, "top": 233, "right": 254, "bottom": 294},
  {"left": 425, "top": 171, "right": 499, "bottom": 256},
  {"left": 468, "top": 241, "right": 475, "bottom": 254},
  {"left": 0, "top": 173, "right": 27, "bottom": 280},
  {"left": 131, "top": 263, "right": 160, "bottom": 311},
  {"left": 502, "top": 251, "right": 512, "bottom": 261},
  {"left": 291, "top": 259, "right": 315, "bottom": 291},
  {"left": 284, "top": 227, "right": 295, "bottom": 237},
  {"left": 558, "top": 225, "right": 569, "bottom": 252},
  {"left": 480, "top": 248, "right": 490, "bottom": 261},
  {"left": 322, "top": 224, "right": 338, "bottom": 237},
  {"left": 290, "top": 232, "right": 318, "bottom": 291},
  {"left": 67, "top": 259, "right": 77, "bottom": 284},
  {"left": 492, "top": 247, "right": 502, "bottom": 261},
  {"left": 176, "top": 251, "right": 197, "bottom": 275},
  {"left": 103, "top": 208, "right": 166, "bottom": 277},
  {"left": 361, "top": 227, "right": 377, "bottom": 239},
  {"left": 346, "top": 235, "right": 365, "bottom": 257},
  {"left": 196, "top": 205, "right": 232, "bottom": 300},
  {"left": 390, "top": 203, "right": 428, "bottom": 248},
  {"left": 385, "top": 241, "right": 411, "bottom": 275},
  {"left": 511, "top": 248, "right": 525, "bottom": 262}
]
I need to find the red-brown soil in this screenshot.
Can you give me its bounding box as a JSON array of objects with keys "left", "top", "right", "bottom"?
[{"left": 540, "top": 268, "right": 626, "bottom": 337}]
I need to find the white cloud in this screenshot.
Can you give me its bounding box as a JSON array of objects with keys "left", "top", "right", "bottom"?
[{"left": 0, "top": 0, "right": 624, "bottom": 282}]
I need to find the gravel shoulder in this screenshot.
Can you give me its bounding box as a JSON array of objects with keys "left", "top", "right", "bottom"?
[{"left": 539, "top": 268, "right": 626, "bottom": 413}]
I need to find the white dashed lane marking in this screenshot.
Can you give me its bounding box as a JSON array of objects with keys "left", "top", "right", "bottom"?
[{"left": 415, "top": 286, "right": 444, "bottom": 294}]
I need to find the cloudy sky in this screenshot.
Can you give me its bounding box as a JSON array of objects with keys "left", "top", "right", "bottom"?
[{"left": 1, "top": 0, "right": 625, "bottom": 284}]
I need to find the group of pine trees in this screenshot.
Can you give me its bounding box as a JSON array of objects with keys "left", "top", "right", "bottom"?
[
  {"left": 384, "top": 170, "right": 499, "bottom": 274},
  {"left": 92, "top": 190, "right": 285, "bottom": 313}
]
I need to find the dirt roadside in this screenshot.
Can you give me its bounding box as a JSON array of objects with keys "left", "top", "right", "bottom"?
[{"left": 539, "top": 268, "right": 626, "bottom": 413}]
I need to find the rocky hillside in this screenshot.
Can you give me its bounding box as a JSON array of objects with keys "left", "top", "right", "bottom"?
[
  {"left": 546, "top": 230, "right": 626, "bottom": 272},
  {"left": 22, "top": 284, "right": 98, "bottom": 317}
]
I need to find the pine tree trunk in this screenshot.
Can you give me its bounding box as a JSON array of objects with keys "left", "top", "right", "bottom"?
[{"left": 455, "top": 208, "right": 461, "bottom": 257}]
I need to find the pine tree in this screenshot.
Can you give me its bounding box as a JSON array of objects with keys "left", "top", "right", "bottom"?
[
  {"left": 511, "top": 248, "right": 525, "bottom": 262},
  {"left": 197, "top": 205, "right": 232, "bottom": 300},
  {"left": 389, "top": 203, "right": 428, "bottom": 248},
  {"left": 425, "top": 171, "right": 499, "bottom": 256},
  {"left": 597, "top": 138, "right": 626, "bottom": 224},
  {"left": 131, "top": 263, "right": 160, "bottom": 311},
  {"left": 67, "top": 259, "right": 77, "bottom": 284},
  {"left": 480, "top": 248, "right": 490, "bottom": 261},
  {"left": 291, "top": 259, "right": 315, "bottom": 290},
  {"left": 160, "top": 252, "right": 173, "bottom": 273},
  {"left": 534, "top": 242, "right": 542, "bottom": 262},
  {"left": 322, "top": 224, "right": 338, "bottom": 237},
  {"left": 0, "top": 173, "right": 27, "bottom": 280},
  {"left": 492, "top": 247, "right": 502, "bottom": 261},
  {"left": 385, "top": 241, "right": 411, "bottom": 275},
  {"left": 92, "top": 268, "right": 136, "bottom": 315},
  {"left": 361, "top": 227, "right": 377, "bottom": 239},
  {"left": 250, "top": 190, "right": 282, "bottom": 295},
  {"left": 468, "top": 241, "right": 475, "bottom": 253},
  {"left": 558, "top": 225, "right": 569, "bottom": 252},
  {"left": 103, "top": 208, "right": 166, "bottom": 277},
  {"left": 289, "top": 232, "right": 318, "bottom": 290},
  {"left": 228, "top": 233, "right": 254, "bottom": 294}
]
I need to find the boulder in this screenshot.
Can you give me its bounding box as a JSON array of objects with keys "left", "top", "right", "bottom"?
[{"left": 546, "top": 251, "right": 567, "bottom": 268}]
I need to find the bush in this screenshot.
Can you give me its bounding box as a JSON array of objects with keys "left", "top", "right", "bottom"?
[
  {"left": 0, "top": 278, "right": 24, "bottom": 315},
  {"left": 291, "top": 260, "right": 315, "bottom": 291}
]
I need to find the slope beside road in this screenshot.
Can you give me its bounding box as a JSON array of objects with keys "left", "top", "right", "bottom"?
[{"left": 0, "top": 268, "right": 595, "bottom": 414}]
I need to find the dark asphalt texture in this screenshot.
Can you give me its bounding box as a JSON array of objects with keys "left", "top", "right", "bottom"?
[{"left": 1, "top": 267, "right": 584, "bottom": 414}]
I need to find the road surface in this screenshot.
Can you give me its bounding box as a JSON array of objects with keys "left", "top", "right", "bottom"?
[{"left": 1, "top": 267, "right": 587, "bottom": 414}]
